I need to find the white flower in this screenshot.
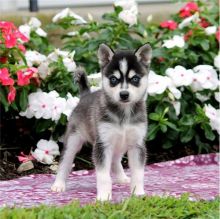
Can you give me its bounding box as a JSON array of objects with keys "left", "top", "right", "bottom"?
[
  {"left": 88, "top": 72, "right": 102, "bottom": 86},
  {"left": 67, "top": 31, "right": 79, "bottom": 36},
  {"left": 118, "top": 9, "right": 137, "bottom": 26},
  {"left": 195, "top": 93, "right": 210, "bottom": 102},
  {"left": 163, "top": 35, "right": 185, "bottom": 49},
  {"left": 35, "top": 28, "right": 47, "bottom": 37},
  {"left": 204, "top": 104, "right": 220, "bottom": 134},
  {"left": 148, "top": 70, "right": 169, "bottom": 95},
  {"left": 167, "top": 82, "right": 182, "bottom": 99},
  {"left": 52, "top": 8, "right": 87, "bottom": 24},
  {"left": 24, "top": 50, "right": 47, "bottom": 67},
  {"left": 166, "top": 66, "right": 193, "bottom": 87},
  {"left": 172, "top": 101, "right": 181, "bottom": 116},
  {"left": 63, "top": 57, "right": 76, "bottom": 72},
  {"left": 90, "top": 86, "right": 101, "bottom": 93},
  {"left": 191, "top": 65, "right": 219, "bottom": 91},
  {"left": 214, "top": 54, "right": 220, "bottom": 69},
  {"left": 63, "top": 93, "right": 79, "bottom": 119},
  {"left": 114, "top": 0, "right": 138, "bottom": 13},
  {"left": 19, "top": 24, "right": 31, "bottom": 39},
  {"left": 20, "top": 90, "right": 68, "bottom": 121},
  {"left": 19, "top": 17, "right": 47, "bottom": 38},
  {"left": 28, "top": 17, "right": 41, "bottom": 28},
  {"left": 205, "top": 26, "right": 217, "bottom": 35},
  {"left": 32, "top": 139, "right": 60, "bottom": 164},
  {"left": 38, "top": 61, "right": 51, "bottom": 79},
  {"left": 147, "top": 14, "right": 153, "bottom": 23},
  {"left": 178, "top": 12, "right": 200, "bottom": 29},
  {"left": 214, "top": 92, "right": 220, "bottom": 102}
]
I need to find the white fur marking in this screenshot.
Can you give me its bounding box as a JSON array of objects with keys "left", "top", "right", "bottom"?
[
  {"left": 128, "top": 70, "right": 136, "bottom": 79},
  {"left": 113, "top": 70, "right": 121, "bottom": 79},
  {"left": 119, "top": 58, "right": 128, "bottom": 75}
]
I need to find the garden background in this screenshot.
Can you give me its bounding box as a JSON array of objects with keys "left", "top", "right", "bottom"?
[{"left": 0, "top": 0, "right": 219, "bottom": 178}]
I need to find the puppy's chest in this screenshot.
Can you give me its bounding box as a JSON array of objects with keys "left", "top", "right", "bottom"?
[{"left": 98, "top": 122, "right": 146, "bottom": 153}]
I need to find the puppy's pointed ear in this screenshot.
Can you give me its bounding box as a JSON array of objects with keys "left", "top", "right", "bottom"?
[
  {"left": 135, "top": 44, "right": 152, "bottom": 67},
  {"left": 98, "top": 44, "right": 114, "bottom": 68}
]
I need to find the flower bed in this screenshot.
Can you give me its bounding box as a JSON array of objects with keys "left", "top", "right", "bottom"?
[{"left": 0, "top": 0, "right": 219, "bottom": 171}]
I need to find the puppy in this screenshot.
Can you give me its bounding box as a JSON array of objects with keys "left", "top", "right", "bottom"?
[{"left": 51, "top": 43, "right": 152, "bottom": 201}]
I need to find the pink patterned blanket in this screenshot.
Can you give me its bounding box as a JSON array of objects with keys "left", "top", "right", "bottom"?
[{"left": 0, "top": 153, "right": 219, "bottom": 208}]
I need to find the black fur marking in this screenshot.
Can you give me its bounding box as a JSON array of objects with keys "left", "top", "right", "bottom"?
[
  {"left": 74, "top": 68, "right": 90, "bottom": 97},
  {"left": 138, "top": 145, "right": 147, "bottom": 165},
  {"left": 93, "top": 137, "right": 105, "bottom": 166}
]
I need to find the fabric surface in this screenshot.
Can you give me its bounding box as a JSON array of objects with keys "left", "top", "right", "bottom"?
[{"left": 0, "top": 153, "right": 219, "bottom": 208}]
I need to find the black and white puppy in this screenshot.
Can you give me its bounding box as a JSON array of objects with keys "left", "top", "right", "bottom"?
[{"left": 51, "top": 43, "right": 152, "bottom": 201}]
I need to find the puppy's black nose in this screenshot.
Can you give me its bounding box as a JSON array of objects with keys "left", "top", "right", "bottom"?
[{"left": 120, "top": 91, "right": 129, "bottom": 101}]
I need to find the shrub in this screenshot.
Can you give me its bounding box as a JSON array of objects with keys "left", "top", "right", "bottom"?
[{"left": 0, "top": 0, "right": 219, "bottom": 164}]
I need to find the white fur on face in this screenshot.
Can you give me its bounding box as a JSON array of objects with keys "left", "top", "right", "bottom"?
[
  {"left": 103, "top": 74, "right": 148, "bottom": 103},
  {"left": 113, "top": 70, "right": 121, "bottom": 79},
  {"left": 128, "top": 70, "right": 136, "bottom": 79},
  {"left": 119, "top": 58, "right": 128, "bottom": 75}
]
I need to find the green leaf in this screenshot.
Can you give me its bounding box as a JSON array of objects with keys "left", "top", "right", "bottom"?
[
  {"left": 160, "top": 124, "right": 167, "bottom": 133},
  {"left": 19, "top": 88, "right": 28, "bottom": 111},
  {"left": 180, "top": 128, "right": 195, "bottom": 143},
  {"left": 200, "top": 39, "right": 210, "bottom": 51},
  {"left": 179, "top": 115, "right": 194, "bottom": 126},
  {"left": 149, "top": 113, "right": 160, "bottom": 121},
  {"left": 165, "top": 121, "right": 179, "bottom": 131},
  {"left": 0, "top": 86, "right": 9, "bottom": 111},
  {"left": 202, "top": 123, "right": 215, "bottom": 141},
  {"left": 35, "top": 119, "right": 54, "bottom": 133},
  {"left": 147, "top": 123, "right": 160, "bottom": 141},
  {"left": 162, "top": 140, "right": 173, "bottom": 149}
]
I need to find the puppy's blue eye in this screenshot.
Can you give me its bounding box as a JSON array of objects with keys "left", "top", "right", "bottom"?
[
  {"left": 109, "top": 76, "right": 119, "bottom": 86},
  {"left": 130, "top": 76, "right": 140, "bottom": 85}
]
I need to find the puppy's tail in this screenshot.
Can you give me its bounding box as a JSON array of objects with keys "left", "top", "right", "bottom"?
[{"left": 74, "top": 67, "right": 90, "bottom": 97}]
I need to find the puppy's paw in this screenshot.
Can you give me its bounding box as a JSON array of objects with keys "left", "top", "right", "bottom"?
[
  {"left": 114, "top": 176, "right": 130, "bottom": 184},
  {"left": 51, "top": 180, "right": 66, "bottom": 192},
  {"left": 133, "top": 188, "right": 145, "bottom": 196},
  {"left": 96, "top": 193, "right": 112, "bottom": 202}
]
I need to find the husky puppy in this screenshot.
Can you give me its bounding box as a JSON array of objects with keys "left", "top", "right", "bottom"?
[{"left": 51, "top": 43, "right": 152, "bottom": 201}]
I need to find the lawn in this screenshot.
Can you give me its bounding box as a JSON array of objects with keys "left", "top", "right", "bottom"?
[{"left": 0, "top": 195, "right": 219, "bottom": 219}]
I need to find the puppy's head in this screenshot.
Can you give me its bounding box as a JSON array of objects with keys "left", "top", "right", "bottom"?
[{"left": 98, "top": 43, "right": 152, "bottom": 104}]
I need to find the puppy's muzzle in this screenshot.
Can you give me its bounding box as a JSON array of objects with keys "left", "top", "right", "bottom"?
[{"left": 120, "top": 91, "right": 129, "bottom": 102}]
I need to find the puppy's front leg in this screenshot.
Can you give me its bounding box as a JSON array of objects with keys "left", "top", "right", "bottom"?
[
  {"left": 93, "top": 141, "right": 113, "bottom": 201},
  {"left": 51, "top": 133, "right": 83, "bottom": 192},
  {"left": 128, "top": 145, "right": 146, "bottom": 196}
]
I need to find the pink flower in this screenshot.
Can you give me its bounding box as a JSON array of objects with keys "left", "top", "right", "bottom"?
[
  {"left": 7, "top": 85, "right": 16, "bottom": 104},
  {"left": 17, "top": 44, "right": 26, "bottom": 53},
  {"left": 0, "top": 68, "right": 14, "bottom": 86},
  {"left": 17, "top": 67, "right": 37, "bottom": 86},
  {"left": 216, "top": 27, "right": 220, "bottom": 42},
  {"left": 0, "top": 56, "right": 8, "bottom": 64},
  {"left": 199, "top": 17, "right": 210, "bottom": 28},
  {"left": 179, "top": 2, "right": 199, "bottom": 18},
  {"left": 17, "top": 152, "right": 35, "bottom": 163},
  {"left": 184, "top": 30, "right": 193, "bottom": 41},
  {"left": 160, "top": 20, "right": 177, "bottom": 30},
  {"left": 0, "top": 21, "right": 29, "bottom": 48}
]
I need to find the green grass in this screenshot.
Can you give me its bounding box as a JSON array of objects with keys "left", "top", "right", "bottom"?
[{"left": 0, "top": 195, "right": 219, "bottom": 219}]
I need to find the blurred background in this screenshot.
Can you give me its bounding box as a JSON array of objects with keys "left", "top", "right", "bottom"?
[{"left": 0, "top": 0, "right": 181, "bottom": 24}]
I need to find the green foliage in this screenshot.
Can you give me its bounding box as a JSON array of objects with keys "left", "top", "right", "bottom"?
[{"left": 0, "top": 195, "right": 219, "bottom": 219}]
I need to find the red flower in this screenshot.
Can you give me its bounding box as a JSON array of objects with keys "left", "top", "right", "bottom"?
[
  {"left": 158, "top": 57, "right": 165, "bottom": 62},
  {"left": 216, "top": 27, "right": 220, "bottom": 42},
  {"left": 7, "top": 85, "right": 16, "bottom": 104},
  {"left": 17, "top": 44, "right": 26, "bottom": 53},
  {"left": 199, "top": 18, "right": 210, "bottom": 28},
  {"left": 0, "top": 56, "right": 8, "bottom": 64},
  {"left": 160, "top": 20, "right": 177, "bottom": 30},
  {"left": 0, "top": 68, "right": 14, "bottom": 86},
  {"left": 0, "top": 21, "right": 29, "bottom": 48},
  {"left": 179, "top": 2, "right": 199, "bottom": 18},
  {"left": 17, "top": 67, "right": 37, "bottom": 86},
  {"left": 184, "top": 30, "right": 193, "bottom": 41}
]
